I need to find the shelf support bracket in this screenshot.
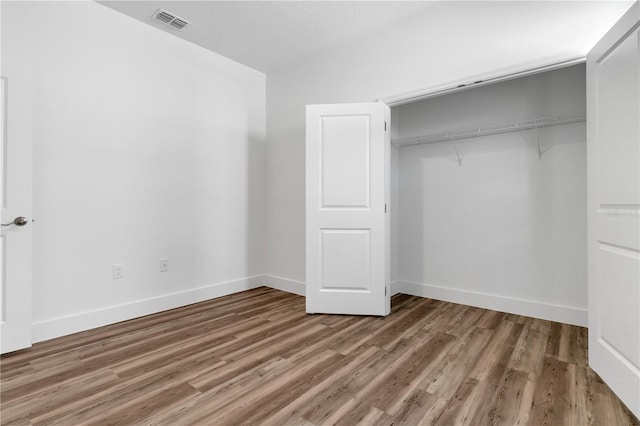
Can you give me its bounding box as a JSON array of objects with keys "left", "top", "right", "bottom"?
[
  {"left": 535, "top": 127, "right": 552, "bottom": 159},
  {"left": 536, "top": 127, "right": 543, "bottom": 159},
  {"left": 452, "top": 141, "right": 463, "bottom": 166}
]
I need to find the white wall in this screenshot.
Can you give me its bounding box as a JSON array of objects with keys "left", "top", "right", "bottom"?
[
  {"left": 264, "top": 1, "right": 629, "bottom": 285},
  {"left": 2, "top": 1, "right": 265, "bottom": 341},
  {"left": 394, "top": 65, "right": 587, "bottom": 325}
]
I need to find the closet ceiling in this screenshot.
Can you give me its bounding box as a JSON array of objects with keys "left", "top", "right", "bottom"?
[{"left": 98, "top": 1, "right": 436, "bottom": 72}]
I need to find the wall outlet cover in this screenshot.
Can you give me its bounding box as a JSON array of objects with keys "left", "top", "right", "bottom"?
[
  {"left": 160, "top": 258, "right": 169, "bottom": 272},
  {"left": 112, "top": 263, "right": 124, "bottom": 279}
]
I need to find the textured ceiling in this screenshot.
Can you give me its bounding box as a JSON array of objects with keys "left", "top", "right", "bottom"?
[{"left": 99, "top": 1, "right": 436, "bottom": 72}]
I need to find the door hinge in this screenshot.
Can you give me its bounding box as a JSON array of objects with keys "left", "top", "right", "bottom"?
[
  {"left": 385, "top": 286, "right": 387, "bottom": 296},
  {"left": 384, "top": 121, "right": 387, "bottom": 131},
  {"left": 385, "top": 203, "right": 387, "bottom": 213}
]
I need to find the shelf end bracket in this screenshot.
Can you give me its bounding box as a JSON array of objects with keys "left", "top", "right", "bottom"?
[{"left": 452, "top": 140, "right": 463, "bottom": 166}]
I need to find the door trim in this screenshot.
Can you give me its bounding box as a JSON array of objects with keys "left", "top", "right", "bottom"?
[{"left": 381, "top": 56, "right": 585, "bottom": 107}]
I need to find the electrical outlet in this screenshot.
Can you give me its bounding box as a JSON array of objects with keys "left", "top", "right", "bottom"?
[
  {"left": 113, "top": 263, "right": 124, "bottom": 279},
  {"left": 160, "top": 258, "right": 169, "bottom": 272}
]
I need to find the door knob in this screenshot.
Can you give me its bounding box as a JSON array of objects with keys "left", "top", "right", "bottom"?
[{"left": 1, "top": 216, "right": 28, "bottom": 226}]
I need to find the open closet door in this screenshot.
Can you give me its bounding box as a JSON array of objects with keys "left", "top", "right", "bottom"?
[
  {"left": 587, "top": 2, "right": 640, "bottom": 419},
  {"left": 306, "top": 102, "right": 390, "bottom": 316}
]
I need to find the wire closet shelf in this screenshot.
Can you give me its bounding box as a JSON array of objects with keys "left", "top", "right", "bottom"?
[{"left": 391, "top": 113, "right": 586, "bottom": 148}]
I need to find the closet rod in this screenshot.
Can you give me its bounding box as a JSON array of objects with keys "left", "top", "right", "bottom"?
[{"left": 392, "top": 113, "right": 586, "bottom": 148}]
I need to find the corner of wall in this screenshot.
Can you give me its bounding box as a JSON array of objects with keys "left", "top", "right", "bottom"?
[
  {"left": 262, "top": 275, "right": 306, "bottom": 296},
  {"left": 394, "top": 280, "right": 587, "bottom": 327}
]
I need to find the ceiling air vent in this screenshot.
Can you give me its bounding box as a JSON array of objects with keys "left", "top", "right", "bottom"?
[
  {"left": 152, "top": 9, "right": 190, "bottom": 31},
  {"left": 169, "top": 18, "right": 189, "bottom": 30}
]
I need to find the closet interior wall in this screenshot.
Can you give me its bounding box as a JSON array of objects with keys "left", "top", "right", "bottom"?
[{"left": 390, "top": 64, "right": 587, "bottom": 325}]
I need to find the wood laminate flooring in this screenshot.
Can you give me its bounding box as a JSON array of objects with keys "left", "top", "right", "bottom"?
[{"left": 1, "top": 287, "right": 638, "bottom": 425}]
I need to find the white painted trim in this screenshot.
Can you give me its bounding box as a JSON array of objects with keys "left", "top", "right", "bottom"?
[
  {"left": 391, "top": 280, "right": 402, "bottom": 296},
  {"left": 262, "top": 274, "right": 306, "bottom": 296},
  {"left": 381, "top": 56, "right": 585, "bottom": 107},
  {"left": 395, "top": 280, "right": 587, "bottom": 327},
  {"left": 32, "top": 275, "right": 263, "bottom": 343},
  {"left": 31, "top": 275, "right": 585, "bottom": 343}
]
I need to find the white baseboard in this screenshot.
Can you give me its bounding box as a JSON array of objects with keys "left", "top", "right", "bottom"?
[
  {"left": 395, "top": 280, "right": 587, "bottom": 327},
  {"left": 32, "top": 275, "right": 585, "bottom": 344},
  {"left": 262, "top": 274, "right": 306, "bottom": 296},
  {"left": 32, "top": 275, "right": 263, "bottom": 343}
]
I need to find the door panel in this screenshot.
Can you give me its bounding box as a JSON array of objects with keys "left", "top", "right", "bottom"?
[
  {"left": 321, "top": 115, "right": 371, "bottom": 208},
  {"left": 306, "top": 102, "right": 390, "bottom": 316},
  {"left": 597, "top": 25, "right": 639, "bottom": 204},
  {"left": 320, "top": 229, "right": 370, "bottom": 291},
  {"left": 587, "top": 2, "right": 640, "bottom": 418},
  {"left": 598, "top": 244, "right": 640, "bottom": 370}
]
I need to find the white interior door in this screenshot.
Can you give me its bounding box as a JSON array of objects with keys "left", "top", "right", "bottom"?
[
  {"left": 587, "top": 2, "right": 640, "bottom": 418},
  {"left": 0, "top": 65, "right": 34, "bottom": 354},
  {"left": 306, "top": 102, "right": 390, "bottom": 316}
]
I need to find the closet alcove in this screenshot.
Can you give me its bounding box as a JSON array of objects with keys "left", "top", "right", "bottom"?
[{"left": 389, "top": 64, "right": 587, "bottom": 323}]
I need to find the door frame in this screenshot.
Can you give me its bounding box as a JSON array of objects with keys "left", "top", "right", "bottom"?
[
  {"left": 380, "top": 55, "right": 589, "bottom": 300},
  {"left": 381, "top": 56, "right": 585, "bottom": 107}
]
